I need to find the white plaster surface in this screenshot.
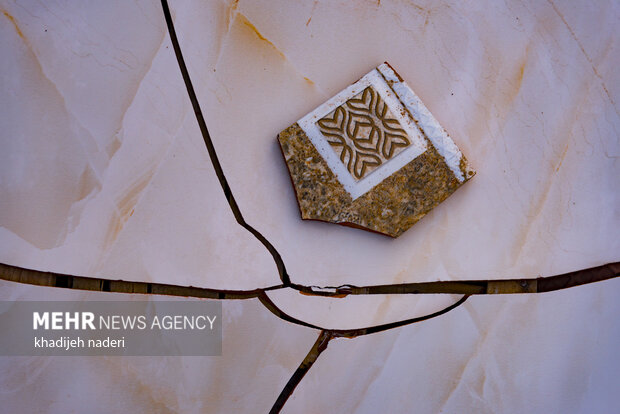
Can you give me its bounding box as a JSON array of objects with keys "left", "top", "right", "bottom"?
[{"left": 0, "top": 0, "right": 618, "bottom": 412}]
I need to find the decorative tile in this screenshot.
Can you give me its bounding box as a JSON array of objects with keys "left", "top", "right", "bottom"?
[
  {"left": 278, "top": 62, "right": 475, "bottom": 238},
  {"left": 316, "top": 86, "right": 411, "bottom": 180}
]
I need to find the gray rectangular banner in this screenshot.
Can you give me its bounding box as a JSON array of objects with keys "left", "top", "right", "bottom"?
[{"left": 0, "top": 301, "right": 222, "bottom": 356}]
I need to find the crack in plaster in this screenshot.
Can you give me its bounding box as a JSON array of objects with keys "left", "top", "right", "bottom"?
[{"left": 0, "top": 2, "right": 619, "bottom": 412}]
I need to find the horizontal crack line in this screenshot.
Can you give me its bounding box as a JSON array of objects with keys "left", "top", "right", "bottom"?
[
  {"left": 290, "top": 262, "right": 620, "bottom": 296},
  {"left": 1, "top": 261, "right": 617, "bottom": 300},
  {"left": 0, "top": 260, "right": 467, "bottom": 338},
  {"left": 0, "top": 262, "right": 284, "bottom": 300},
  {"left": 0, "top": 260, "right": 469, "bottom": 335}
]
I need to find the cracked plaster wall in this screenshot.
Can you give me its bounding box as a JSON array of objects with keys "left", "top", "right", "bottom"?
[{"left": 0, "top": 0, "right": 618, "bottom": 412}]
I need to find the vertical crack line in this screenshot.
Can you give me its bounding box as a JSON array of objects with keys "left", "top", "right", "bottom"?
[
  {"left": 265, "top": 296, "right": 467, "bottom": 412},
  {"left": 264, "top": 296, "right": 468, "bottom": 413},
  {"left": 270, "top": 330, "right": 333, "bottom": 414},
  {"left": 159, "top": 0, "right": 291, "bottom": 285}
]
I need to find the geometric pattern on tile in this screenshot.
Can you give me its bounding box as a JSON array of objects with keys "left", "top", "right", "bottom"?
[{"left": 316, "top": 86, "right": 410, "bottom": 180}]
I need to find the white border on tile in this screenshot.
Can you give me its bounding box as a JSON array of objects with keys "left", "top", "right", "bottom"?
[
  {"left": 298, "top": 68, "right": 427, "bottom": 200},
  {"left": 377, "top": 63, "right": 466, "bottom": 182}
]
